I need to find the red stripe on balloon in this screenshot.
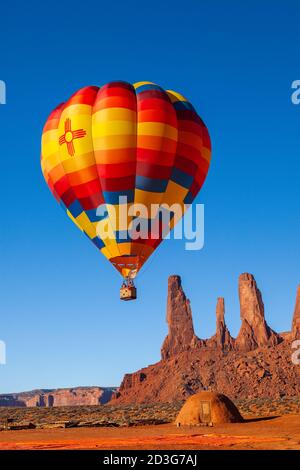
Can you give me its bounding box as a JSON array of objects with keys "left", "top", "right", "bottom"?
[
  {"left": 54, "top": 175, "right": 70, "bottom": 197},
  {"left": 137, "top": 98, "right": 175, "bottom": 114},
  {"left": 66, "top": 86, "right": 99, "bottom": 106},
  {"left": 60, "top": 188, "right": 77, "bottom": 207},
  {"left": 97, "top": 162, "right": 136, "bottom": 178},
  {"left": 72, "top": 179, "right": 102, "bottom": 198},
  {"left": 79, "top": 192, "right": 104, "bottom": 210},
  {"left": 136, "top": 148, "right": 175, "bottom": 167},
  {"left": 94, "top": 95, "right": 136, "bottom": 111},
  {"left": 136, "top": 162, "right": 172, "bottom": 180},
  {"left": 100, "top": 176, "right": 135, "bottom": 192},
  {"left": 137, "top": 109, "right": 177, "bottom": 127},
  {"left": 173, "top": 155, "right": 199, "bottom": 177}
]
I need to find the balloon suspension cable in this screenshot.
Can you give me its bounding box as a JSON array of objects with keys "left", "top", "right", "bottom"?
[{"left": 124, "top": 276, "right": 135, "bottom": 288}]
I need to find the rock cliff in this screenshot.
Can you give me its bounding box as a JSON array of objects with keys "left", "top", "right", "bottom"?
[
  {"left": 235, "top": 273, "right": 280, "bottom": 350},
  {"left": 207, "top": 297, "right": 234, "bottom": 350},
  {"left": 292, "top": 286, "right": 300, "bottom": 339},
  {"left": 161, "top": 276, "right": 202, "bottom": 359}
]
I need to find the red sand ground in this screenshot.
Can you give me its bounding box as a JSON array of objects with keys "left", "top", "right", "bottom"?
[{"left": 0, "top": 415, "right": 299, "bottom": 450}]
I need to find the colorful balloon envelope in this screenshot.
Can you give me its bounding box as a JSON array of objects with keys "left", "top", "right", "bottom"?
[{"left": 41, "top": 81, "right": 211, "bottom": 286}]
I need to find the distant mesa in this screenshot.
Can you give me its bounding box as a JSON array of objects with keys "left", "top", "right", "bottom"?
[{"left": 0, "top": 387, "right": 116, "bottom": 408}]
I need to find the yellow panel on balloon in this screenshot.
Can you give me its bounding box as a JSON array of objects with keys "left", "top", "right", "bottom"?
[
  {"left": 163, "top": 181, "right": 188, "bottom": 207},
  {"left": 62, "top": 152, "right": 95, "bottom": 174},
  {"left": 116, "top": 242, "right": 133, "bottom": 256},
  {"left": 93, "top": 108, "right": 136, "bottom": 122},
  {"left": 75, "top": 213, "right": 97, "bottom": 239},
  {"left": 60, "top": 103, "right": 91, "bottom": 118},
  {"left": 133, "top": 81, "right": 155, "bottom": 89},
  {"left": 103, "top": 243, "right": 120, "bottom": 258},
  {"left": 96, "top": 219, "right": 120, "bottom": 254},
  {"left": 138, "top": 122, "right": 177, "bottom": 140},
  {"left": 93, "top": 134, "right": 136, "bottom": 150},
  {"left": 133, "top": 189, "right": 165, "bottom": 220},
  {"left": 101, "top": 246, "right": 113, "bottom": 260},
  {"left": 93, "top": 120, "right": 136, "bottom": 137},
  {"left": 67, "top": 210, "right": 83, "bottom": 231},
  {"left": 42, "top": 130, "right": 60, "bottom": 159},
  {"left": 166, "top": 90, "right": 189, "bottom": 103}
]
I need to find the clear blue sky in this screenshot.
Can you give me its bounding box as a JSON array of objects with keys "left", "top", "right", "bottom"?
[{"left": 0, "top": 0, "right": 299, "bottom": 393}]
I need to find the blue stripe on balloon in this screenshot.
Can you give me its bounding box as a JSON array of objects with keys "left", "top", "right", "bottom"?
[
  {"left": 103, "top": 190, "right": 134, "bottom": 205},
  {"left": 171, "top": 167, "right": 194, "bottom": 189},
  {"left": 115, "top": 230, "right": 132, "bottom": 243},
  {"left": 183, "top": 190, "right": 195, "bottom": 205},
  {"left": 173, "top": 100, "right": 195, "bottom": 112},
  {"left": 135, "top": 84, "right": 164, "bottom": 94},
  {"left": 91, "top": 236, "right": 106, "bottom": 249},
  {"left": 68, "top": 199, "right": 82, "bottom": 218},
  {"left": 86, "top": 206, "right": 108, "bottom": 222},
  {"left": 135, "top": 175, "right": 168, "bottom": 192}
]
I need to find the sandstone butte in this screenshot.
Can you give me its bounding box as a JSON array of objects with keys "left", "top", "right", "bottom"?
[{"left": 111, "top": 274, "right": 300, "bottom": 404}]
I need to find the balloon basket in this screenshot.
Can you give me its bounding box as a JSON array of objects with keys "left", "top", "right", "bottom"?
[{"left": 120, "top": 280, "right": 137, "bottom": 301}]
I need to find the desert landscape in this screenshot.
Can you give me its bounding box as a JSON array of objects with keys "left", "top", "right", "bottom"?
[
  {"left": 0, "top": 416, "right": 300, "bottom": 450},
  {"left": 0, "top": 274, "right": 299, "bottom": 450}
]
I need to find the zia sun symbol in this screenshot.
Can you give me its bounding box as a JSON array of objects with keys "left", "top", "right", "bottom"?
[{"left": 59, "top": 118, "right": 86, "bottom": 156}]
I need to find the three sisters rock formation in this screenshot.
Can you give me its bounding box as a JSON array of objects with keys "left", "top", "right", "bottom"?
[{"left": 112, "top": 274, "right": 300, "bottom": 404}]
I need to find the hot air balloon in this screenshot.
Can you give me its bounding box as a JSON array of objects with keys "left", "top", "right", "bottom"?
[{"left": 41, "top": 81, "right": 211, "bottom": 300}]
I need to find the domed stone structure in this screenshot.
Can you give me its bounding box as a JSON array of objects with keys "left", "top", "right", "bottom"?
[{"left": 175, "top": 391, "right": 243, "bottom": 426}]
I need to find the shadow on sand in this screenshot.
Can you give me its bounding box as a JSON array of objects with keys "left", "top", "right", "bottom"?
[{"left": 243, "top": 416, "right": 279, "bottom": 423}]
